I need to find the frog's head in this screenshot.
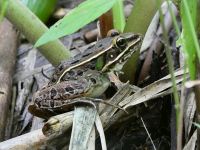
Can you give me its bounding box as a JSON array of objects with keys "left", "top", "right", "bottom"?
[{"left": 101, "top": 32, "right": 143, "bottom": 72}]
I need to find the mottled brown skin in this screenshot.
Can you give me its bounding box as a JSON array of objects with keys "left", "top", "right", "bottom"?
[{"left": 29, "top": 71, "right": 110, "bottom": 118}]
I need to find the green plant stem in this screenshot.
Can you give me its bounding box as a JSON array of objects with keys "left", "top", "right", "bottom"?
[
  {"left": 112, "top": 0, "right": 125, "bottom": 32},
  {"left": 0, "top": 0, "right": 71, "bottom": 66},
  {"left": 197, "top": 0, "right": 200, "bottom": 34},
  {"left": 0, "top": 0, "right": 8, "bottom": 22},
  {"left": 177, "top": 62, "right": 187, "bottom": 150},
  {"left": 182, "top": 0, "right": 200, "bottom": 63},
  {"left": 157, "top": 0, "right": 180, "bottom": 130}
]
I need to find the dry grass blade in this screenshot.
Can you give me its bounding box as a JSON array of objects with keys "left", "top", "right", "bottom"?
[
  {"left": 141, "top": 117, "right": 157, "bottom": 150},
  {"left": 120, "top": 69, "right": 188, "bottom": 109},
  {"left": 69, "top": 106, "right": 97, "bottom": 150},
  {"left": 184, "top": 92, "right": 196, "bottom": 140},
  {"left": 183, "top": 130, "right": 197, "bottom": 150},
  {"left": 95, "top": 114, "right": 107, "bottom": 150}
]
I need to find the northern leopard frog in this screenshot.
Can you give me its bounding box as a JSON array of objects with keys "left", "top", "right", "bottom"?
[{"left": 29, "top": 33, "right": 142, "bottom": 119}]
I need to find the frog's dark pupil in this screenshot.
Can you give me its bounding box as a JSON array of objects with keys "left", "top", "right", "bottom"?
[{"left": 117, "top": 38, "right": 125, "bottom": 46}]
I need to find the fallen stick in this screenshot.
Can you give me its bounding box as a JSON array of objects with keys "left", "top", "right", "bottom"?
[
  {"left": 0, "top": 129, "right": 46, "bottom": 149},
  {"left": 0, "top": 19, "right": 18, "bottom": 141}
]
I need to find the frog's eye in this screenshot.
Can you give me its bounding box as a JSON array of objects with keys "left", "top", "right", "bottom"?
[{"left": 116, "top": 37, "right": 127, "bottom": 49}]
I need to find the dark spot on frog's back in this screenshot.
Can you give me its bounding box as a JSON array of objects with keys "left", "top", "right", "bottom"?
[
  {"left": 50, "top": 100, "right": 54, "bottom": 108},
  {"left": 68, "top": 70, "right": 75, "bottom": 76},
  {"left": 51, "top": 78, "right": 56, "bottom": 83},
  {"left": 65, "top": 86, "right": 74, "bottom": 94},
  {"left": 71, "top": 59, "right": 79, "bottom": 65},
  {"left": 34, "top": 98, "right": 40, "bottom": 103},
  {"left": 50, "top": 88, "right": 57, "bottom": 99},
  {"left": 34, "top": 98, "right": 41, "bottom": 107},
  {"left": 57, "top": 64, "right": 64, "bottom": 72},
  {"left": 98, "top": 43, "right": 103, "bottom": 48},
  {"left": 51, "top": 74, "right": 57, "bottom": 83},
  {"left": 77, "top": 70, "right": 83, "bottom": 76},
  {"left": 95, "top": 42, "right": 103, "bottom": 49}
]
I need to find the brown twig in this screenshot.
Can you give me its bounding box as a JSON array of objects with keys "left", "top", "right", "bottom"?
[{"left": 99, "top": 10, "right": 113, "bottom": 38}]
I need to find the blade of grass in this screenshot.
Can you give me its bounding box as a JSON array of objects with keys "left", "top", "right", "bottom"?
[
  {"left": 157, "top": 0, "right": 180, "bottom": 129},
  {"left": 193, "top": 122, "right": 200, "bottom": 129},
  {"left": 181, "top": 0, "right": 200, "bottom": 79},
  {"left": 0, "top": 0, "right": 8, "bottom": 22},
  {"left": 180, "top": 1, "right": 200, "bottom": 149},
  {"left": 35, "top": 0, "right": 117, "bottom": 47},
  {"left": 112, "top": 0, "right": 125, "bottom": 32},
  {"left": 165, "top": 1, "right": 189, "bottom": 149}
]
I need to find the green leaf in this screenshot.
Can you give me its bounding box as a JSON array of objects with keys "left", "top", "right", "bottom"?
[
  {"left": 193, "top": 122, "right": 200, "bottom": 128},
  {"left": 21, "top": 0, "right": 57, "bottom": 22},
  {"left": 112, "top": 0, "right": 125, "bottom": 32},
  {"left": 180, "top": 0, "right": 200, "bottom": 79},
  {"left": 35, "top": 0, "right": 117, "bottom": 47}
]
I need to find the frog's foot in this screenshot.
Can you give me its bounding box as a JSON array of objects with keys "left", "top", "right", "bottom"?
[
  {"left": 76, "top": 97, "right": 128, "bottom": 114},
  {"left": 59, "top": 97, "right": 127, "bottom": 113}
]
